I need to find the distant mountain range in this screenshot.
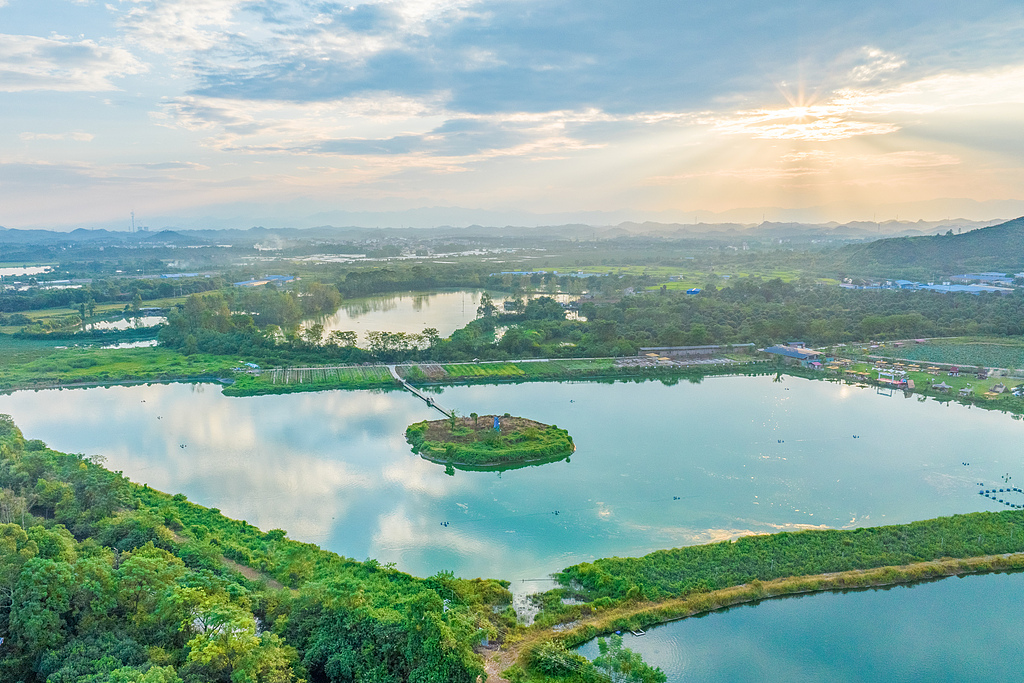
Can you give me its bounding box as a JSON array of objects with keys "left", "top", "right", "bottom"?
[{"left": 0, "top": 218, "right": 1007, "bottom": 247}]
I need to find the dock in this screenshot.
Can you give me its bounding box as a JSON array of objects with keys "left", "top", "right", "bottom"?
[{"left": 388, "top": 366, "right": 452, "bottom": 418}]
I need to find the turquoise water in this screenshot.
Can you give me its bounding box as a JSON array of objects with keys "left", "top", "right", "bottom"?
[
  {"left": 0, "top": 374, "right": 1020, "bottom": 584},
  {"left": 577, "top": 571, "right": 1024, "bottom": 682}
]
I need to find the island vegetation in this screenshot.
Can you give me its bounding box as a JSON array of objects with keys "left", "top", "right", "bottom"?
[{"left": 406, "top": 415, "right": 574, "bottom": 468}]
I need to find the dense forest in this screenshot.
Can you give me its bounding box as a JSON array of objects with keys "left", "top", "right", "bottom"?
[
  {"left": 157, "top": 277, "right": 1024, "bottom": 364},
  {"left": 0, "top": 415, "right": 512, "bottom": 683},
  {"left": 578, "top": 278, "right": 1024, "bottom": 351},
  {"left": 0, "top": 277, "right": 224, "bottom": 314}
]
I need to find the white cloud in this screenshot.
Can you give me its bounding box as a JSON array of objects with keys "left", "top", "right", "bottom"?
[
  {"left": 0, "top": 33, "right": 145, "bottom": 91},
  {"left": 117, "top": 0, "right": 486, "bottom": 61},
  {"left": 118, "top": 0, "right": 243, "bottom": 53},
  {"left": 20, "top": 131, "right": 95, "bottom": 141},
  {"left": 703, "top": 62, "right": 1024, "bottom": 143},
  {"left": 849, "top": 47, "right": 905, "bottom": 82}
]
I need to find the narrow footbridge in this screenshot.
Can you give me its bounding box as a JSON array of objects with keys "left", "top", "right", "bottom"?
[{"left": 388, "top": 365, "right": 452, "bottom": 418}]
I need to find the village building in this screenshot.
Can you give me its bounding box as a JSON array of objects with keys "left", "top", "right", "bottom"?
[{"left": 762, "top": 345, "right": 828, "bottom": 368}]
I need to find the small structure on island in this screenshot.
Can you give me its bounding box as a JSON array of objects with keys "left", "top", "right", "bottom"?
[
  {"left": 406, "top": 415, "right": 574, "bottom": 472},
  {"left": 959, "top": 385, "right": 974, "bottom": 398},
  {"left": 932, "top": 382, "right": 952, "bottom": 393}
]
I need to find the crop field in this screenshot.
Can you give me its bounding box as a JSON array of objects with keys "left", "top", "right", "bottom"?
[
  {"left": 266, "top": 365, "right": 394, "bottom": 385},
  {"left": 872, "top": 339, "right": 1024, "bottom": 370},
  {"left": 441, "top": 362, "right": 528, "bottom": 379}
]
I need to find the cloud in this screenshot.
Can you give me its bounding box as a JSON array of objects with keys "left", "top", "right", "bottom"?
[
  {"left": 0, "top": 33, "right": 145, "bottom": 91},
  {"left": 152, "top": 94, "right": 618, "bottom": 164},
  {"left": 849, "top": 47, "right": 905, "bottom": 82},
  {"left": 859, "top": 151, "right": 960, "bottom": 168},
  {"left": 19, "top": 131, "right": 95, "bottom": 141},
  {"left": 702, "top": 61, "right": 1024, "bottom": 143},
  {"left": 118, "top": 0, "right": 244, "bottom": 53},
  {"left": 707, "top": 104, "right": 900, "bottom": 142},
  {"left": 128, "top": 161, "right": 209, "bottom": 170}
]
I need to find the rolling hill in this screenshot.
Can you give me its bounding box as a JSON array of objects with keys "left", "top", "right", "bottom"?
[{"left": 838, "top": 216, "right": 1024, "bottom": 276}]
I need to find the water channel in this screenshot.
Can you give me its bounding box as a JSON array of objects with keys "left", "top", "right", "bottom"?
[{"left": 576, "top": 571, "right": 1024, "bottom": 682}]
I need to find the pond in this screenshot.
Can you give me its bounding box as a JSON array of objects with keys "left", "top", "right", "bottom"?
[
  {"left": 0, "top": 265, "right": 52, "bottom": 277},
  {"left": 0, "top": 374, "right": 1018, "bottom": 585},
  {"left": 576, "top": 571, "right": 1024, "bottom": 682},
  {"left": 88, "top": 315, "right": 166, "bottom": 331},
  {"left": 310, "top": 290, "right": 491, "bottom": 345}
]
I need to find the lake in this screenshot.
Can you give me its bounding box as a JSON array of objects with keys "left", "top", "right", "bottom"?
[
  {"left": 576, "top": 571, "right": 1024, "bottom": 682},
  {"left": 311, "top": 290, "right": 489, "bottom": 345},
  {"left": 0, "top": 374, "right": 1016, "bottom": 586}
]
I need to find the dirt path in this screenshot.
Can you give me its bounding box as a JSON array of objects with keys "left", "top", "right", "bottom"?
[{"left": 221, "top": 556, "right": 287, "bottom": 590}]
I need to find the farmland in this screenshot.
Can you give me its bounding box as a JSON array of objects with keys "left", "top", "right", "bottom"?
[{"left": 867, "top": 337, "right": 1024, "bottom": 371}]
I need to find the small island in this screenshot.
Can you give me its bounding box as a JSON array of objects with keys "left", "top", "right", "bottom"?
[{"left": 406, "top": 414, "right": 574, "bottom": 469}]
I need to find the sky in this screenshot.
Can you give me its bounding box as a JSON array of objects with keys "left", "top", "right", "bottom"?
[{"left": 3, "top": 0, "right": 1024, "bottom": 229}]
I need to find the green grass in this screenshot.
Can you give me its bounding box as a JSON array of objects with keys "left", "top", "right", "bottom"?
[{"left": 0, "top": 335, "right": 235, "bottom": 391}]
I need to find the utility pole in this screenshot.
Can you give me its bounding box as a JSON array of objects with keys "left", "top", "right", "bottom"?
[{"left": 131, "top": 211, "right": 135, "bottom": 233}]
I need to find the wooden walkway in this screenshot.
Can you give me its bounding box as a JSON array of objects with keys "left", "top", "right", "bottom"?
[{"left": 388, "top": 366, "right": 452, "bottom": 417}]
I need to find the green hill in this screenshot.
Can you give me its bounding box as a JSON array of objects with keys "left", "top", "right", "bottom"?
[{"left": 839, "top": 216, "right": 1024, "bottom": 277}]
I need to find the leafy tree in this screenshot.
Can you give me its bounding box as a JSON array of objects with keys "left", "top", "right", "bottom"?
[{"left": 594, "top": 634, "right": 667, "bottom": 683}]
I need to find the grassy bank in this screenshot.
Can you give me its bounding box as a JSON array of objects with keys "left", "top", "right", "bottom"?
[
  {"left": 499, "top": 552, "right": 1024, "bottom": 683},
  {"left": 491, "top": 508, "right": 1024, "bottom": 681},
  {"left": 0, "top": 335, "right": 235, "bottom": 393},
  {"left": 553, "top": 510, "right": 1024, "bottom": 605}
]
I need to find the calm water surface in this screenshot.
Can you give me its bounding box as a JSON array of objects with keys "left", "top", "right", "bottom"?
[
  {"left": 312, "top": 290, "right": 489, "bottom": 344},
  {"left": 0, "top": 265, "right": 51, "bottom": 277},
  {"left": 0, "top": 375, "right": 1020, "bottom": 584},
  {"left": 577, "top": 572, "right": 1024, "bottom": 682}
]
